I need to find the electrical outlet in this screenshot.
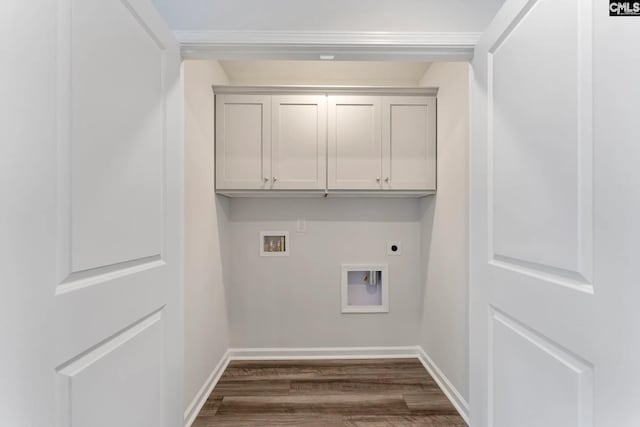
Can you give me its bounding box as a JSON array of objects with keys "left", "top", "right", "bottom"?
[
  {"left": 387, "top": 241, "right": 401, "bottom": 256},
  {"left": 296, "top": 219, "right": 306, "bottom": 233}
]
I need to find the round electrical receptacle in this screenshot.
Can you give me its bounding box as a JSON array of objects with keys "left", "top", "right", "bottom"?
[{"left": 387, "top": 241, "right": 401, "bottom": 256}]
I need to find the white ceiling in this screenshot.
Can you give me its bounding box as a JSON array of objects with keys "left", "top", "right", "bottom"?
[
  {"left": 219, "top": 60, "right": 432, "bottom": 86},
  {"left": 153, "top": 0, "right": 504, "bottom": 33}
]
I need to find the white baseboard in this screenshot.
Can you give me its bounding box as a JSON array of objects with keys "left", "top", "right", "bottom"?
[
  {"left": 228, "top": 345, "right": 421, "bottom": 360},
  {"left": 183, "top": 346, "right": 468, "bottom": 426},
  {"left": 417, "top": 346, "right": 469, "bottom": 424},
  {"left": 183, "top": 349, "right": 231, "bottom": 427}
]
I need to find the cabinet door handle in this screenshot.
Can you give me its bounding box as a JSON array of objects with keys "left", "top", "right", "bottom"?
[
  {"left": 272, "top": 177, "right": 278, "bottom": 182},
  {"left": 376, "top": 177, "right": 381, "bottom": 183},
  {"left": 385, "top": 177, "right": 390, "bottom": 183},
  {"left": 263, "top": 177, "right": 269, "bottom": 182}
]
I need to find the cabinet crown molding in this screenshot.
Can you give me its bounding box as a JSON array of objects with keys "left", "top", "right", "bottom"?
[{"left": 212, "top": 86, "right": 439, "bottom": 96}]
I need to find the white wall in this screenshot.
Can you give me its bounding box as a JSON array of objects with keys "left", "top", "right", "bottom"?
[
  {"left": 418, "top": 62, "right": 470, "bottom": 401},
  {"left": 183, "top": 60, "right": 231, "bottom": 411},
  {"left": 153, "top": 0, "right": 504, "bottom": 33},
  {"left": 220, "top": 61, "right": 431, "bottom": 86},
  {"left": 226, "top": 198, "right": 423, "bottom": 347}
]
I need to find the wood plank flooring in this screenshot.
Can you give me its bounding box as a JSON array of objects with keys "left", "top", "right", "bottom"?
[{"left": 192, "top": 358, "right": 466, "bottom": 426}]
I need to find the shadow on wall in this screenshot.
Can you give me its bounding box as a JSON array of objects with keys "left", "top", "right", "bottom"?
[
  {"left": 216, "top": 195, "right": 233, "bottom": 321},
  {"left": 417, "top": 61, "right": 470, "bottom": 402},
  {"left": 227, "top": 197, "right": 423, "bottom": 223},
  {"left": 418, "top": 197, "right": 436, "bottom": 307}
]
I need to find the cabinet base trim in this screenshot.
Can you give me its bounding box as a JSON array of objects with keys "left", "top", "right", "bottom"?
[{"left": 216, "top": 190, "right": 435, "bottom": 198}]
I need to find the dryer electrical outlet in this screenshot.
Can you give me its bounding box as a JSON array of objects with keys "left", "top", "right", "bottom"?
[{"left": 387, "top": 241, "right": 402, "bottom": 256}]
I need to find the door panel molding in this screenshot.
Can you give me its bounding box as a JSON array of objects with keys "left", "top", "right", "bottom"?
[
  {"left": 490, "top": 255, "right": 592, "bottom": 292},
  {"left": 56, "top": 308, "right": 165, "bottom": 427},
  {"left": 56, "top": 308, "right": 163, "bottom": 375},
  {"left": 486, "top": 0, "right": 593, "bottom": 290},
  {"left": 488, "top": 308, "right": 593, "bottom": 427},
  {"left": 56, "top": 255, "right": 164, "bottom": 295},
  {"left": 117, "top": 0, "right": 168, "bottom": 50},
  {"left": 57, "top": 0, "right": 171, "bottom": 284}
]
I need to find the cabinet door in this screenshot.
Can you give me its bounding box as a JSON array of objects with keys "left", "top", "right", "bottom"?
[
  {"left": 382, "top": 96, "right": 436, "bottom": 190},
  {"left": 328, "top": 96, "right": 382, "bottom": 190},
  {"left": 271, "top": 95, "right": 327, "bottom": 190},
  {"left": 215, "top": 94, "right": 271, "bottom": 190}
]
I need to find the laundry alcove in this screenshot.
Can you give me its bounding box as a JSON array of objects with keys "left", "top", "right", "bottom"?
[{"left": 183, "top": 58, "right": 472, "bottom": 423}]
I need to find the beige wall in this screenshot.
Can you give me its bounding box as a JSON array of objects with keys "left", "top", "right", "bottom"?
[
  {"left": 220, "top": 60, "right": 430, "bottom": 86},
  {"left": 419, "top": 62, "right": 470, "bottom": 402},
  {"left": 226, "top": 198, "right": 423, "bottom": 348},
  {"left": 183, "top": 60, "right": 231, "bottom": 412}
]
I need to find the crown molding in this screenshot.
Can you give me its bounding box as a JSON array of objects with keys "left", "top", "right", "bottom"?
[
  {"left": 212, "top": 85, "right": 439, "bottom": 96},
  {"left": 176, "top": 30, "right": 480, "bottom": 61},
  {"left": 176, "top": 30, "right": 482, "bottom": 46}
]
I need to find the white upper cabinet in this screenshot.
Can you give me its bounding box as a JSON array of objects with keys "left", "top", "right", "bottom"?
[
  {"left": 272, "top": 95, "right": 327, "bottom": 190},
  {"left": 216, "top": 94, "right": 271, "bottom": 190},
  {"left": 215, "top": 88, "right": 437, "bottom": 196},
  {"left": 327, "top": 96, "right": 383, "bottom": 190},
  {"left": 382, "top": 96, "right": 436, "bottom": 190},
  {"left": 328, "top": 94, "right": 436, "bottom": 191}
]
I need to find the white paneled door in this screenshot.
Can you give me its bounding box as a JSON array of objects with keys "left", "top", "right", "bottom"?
[
  {"left": 470, "top": 0, "right": 640, "bottom": 426},
  {"left": 2, "top": 0, "right": 182, "bottom": 426}
]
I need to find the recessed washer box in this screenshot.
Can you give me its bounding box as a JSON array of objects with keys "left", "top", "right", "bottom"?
[
  {"left": 260, "top": 231, "right": 289, "bottom": 256},
  {"left": 341, "top": 264, "right": 389, "bottom": 313}
]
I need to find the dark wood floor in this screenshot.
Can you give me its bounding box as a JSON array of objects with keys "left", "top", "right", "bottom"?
[{"left": 192, "top": 358, "right": 466, "bottom": 426}]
